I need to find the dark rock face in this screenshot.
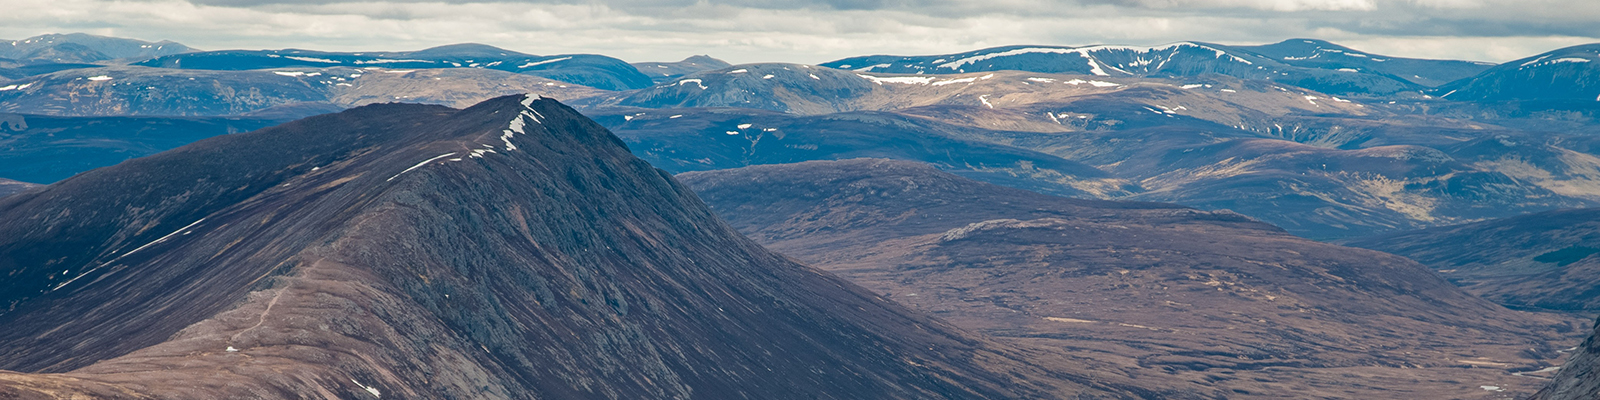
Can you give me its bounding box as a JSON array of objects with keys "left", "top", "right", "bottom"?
[
  {"left": 0, "top": 96, "right": 1137, "bottom": 398},
  {"left": 1349, "top": 207, "right": 1600, "bottom": 312},
  {"left": 680, "top": 158, "right": 1585, "bottom": 398},
  {"left": 1532, "top": 318, "right": 1600, "bottom": 400}
]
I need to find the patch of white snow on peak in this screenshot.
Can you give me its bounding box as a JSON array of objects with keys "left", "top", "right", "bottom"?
[
  {"left": 809, "top": 73, "right": 820, "bottom": 80},
  {"left": 931, "top": 76, "right": 980, "bottom": 86},
  {"left": 737, "top": 123, "right": 753, "bottom": 129},
  {"left": 979, "top": 94, "right": 993, "bottom": 109},
  {"left": 285, "top": 56, "right": 339, "bottom": 63},
  {"left": 1181, "top": 84, "right": 1203, "bottom": 89},
  {"left": 676, "top": 79, "right": 708, "bottom": 89},
  {"left": 1337, "top": 68, "right": 1359, "bottom": 73},
  {"left": 517, "top": 57, "right": 571, "bottom": 69},
  {"left": 858, "top": 74, "right": 935, "bottom": 85},
  {"left": 728, "top": 69, "right": 748, "bottom": 73},
  {"left": 1027, "top": 77, "right": 1055, "bottom": 83},
  {"left": 725, "top": 131, "right": 739, "bottom": 135},
  {"left": 351, "top": 379, "right": 381, "bottom": 398},
  {"left": 670, "top": 114, "right": 682, "bottom": 118},
  {"left": 388, "top": 153, "right": 458, "bottom": 182},
  {"left": 354, "top": 59, "right": 428, "bottom": 65},
  {"left": 762, "top": 74, "right": 774, "bottom": 79},
  {"left": 87, "top": 75, "right": 113, "bottom": 81},
  {"left": 853, "top": 63, "right": 892, "bottom": 72},
  {"left": 226, "top": 346, "right": 239, "bottom": 352},
  {"left": 1088, "top": 81, "right": 1119, "bottom": 87}
]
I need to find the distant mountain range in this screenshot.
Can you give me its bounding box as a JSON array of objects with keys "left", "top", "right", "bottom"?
[
  {"left": 1, "top": 33, "right": 194, "bottom": 65},
  {"left": 4, "top": 33, "right": 1600, "bottom": 240},
  {"left": 822, "top": 39, "right": 1494, "bottom": 97},
  {"left": 134, "top": 43, "right": 654, "bottom": 90}
]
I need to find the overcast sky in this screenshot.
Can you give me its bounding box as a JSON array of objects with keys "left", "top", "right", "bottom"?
[{"left": 3, "top": 0, "right": 1597, "bottom": 64}]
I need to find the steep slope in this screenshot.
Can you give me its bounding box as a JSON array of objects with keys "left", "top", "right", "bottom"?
[
  {"left": 1, "top": 33, "right": 194, "bottom": 64},
  {"left": 0, "top": 95, "right": 1147, "bottom": 399},
  {"left": 0, "top": 113, "right": 285, "bottom": 183},
  {"left": 0, "top": 178, "right": 36, "bottom": 197},
  {"left": 820, "top": 40, "right": 1484, "bottom": 96},
  {"left": 680, "top": 159, "right": 1586, "bottom": 399},
  {"left": 134, "top": 44, "right": 654, "bottom": 90},
  {"left": 631, "top": 55, "right": 732, "bottom": 83},
  {"left": 1349, "top": 207, "right": 1600, "bottom": 312},
  {"left": 1531, "top": 318, "right": 1600, "bottom": 400},
  {"left": 1436, "top": 43, "right": 1600, "bottom": 102}
]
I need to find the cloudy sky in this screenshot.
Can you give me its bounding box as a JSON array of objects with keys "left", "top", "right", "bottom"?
[{"left": 4, "top": 0, "right": 1597, "bottom": 64}]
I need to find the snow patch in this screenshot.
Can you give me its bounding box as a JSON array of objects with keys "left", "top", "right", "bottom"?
[
  {"left": 351, "top": 379, "right": 381, "bottom": 398},
  {"left": 285, "top": 56, "right": 339, "bottom": 63},
  {"left": 737, "top": 123, "right": 752, "bottom": 129},
  {"left": 87, "top": 75, "right": 113, "bottom": 81},
  {"left": 676, "top": 79, "right": 708, "bottom": 89},
  {"left": 853, "top": 63, "right": 892, "bottom": 72},
  {"left": 858, "top": 74, "right": 935, "bottom": 85},
  {"left": 387, "top": 153, "right": 458, "bottom": 182},
  {"left": 515, "top": 56, "right": 572, "bottom": 68},
  {"left": 728, "top": 69, "right": 748, "bottom": 73},
  {"left": 979, "top": 94, "right": 993, "bottom": 108}
]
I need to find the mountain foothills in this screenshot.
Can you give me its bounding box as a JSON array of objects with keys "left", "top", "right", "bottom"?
[
  {"left": 1349, "top": 208, "right": 1600, "bottom": 312},
  {"left": 680, "top": 159, "right": 1586, "bottom": 398},
  {"left": 0, "top": 95, "right": 1172, "bottom": 399}
]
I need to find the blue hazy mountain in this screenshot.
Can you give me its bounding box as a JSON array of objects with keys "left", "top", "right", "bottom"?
[
  {"left": 1435, "top": 43, "right": 1600, "bottom": 102},
  {"left": 134, "top": 43, "right": 655, "bottom": 90},
  {"left": 821, "top": 39, "right": 1492, "bottom": 97}
]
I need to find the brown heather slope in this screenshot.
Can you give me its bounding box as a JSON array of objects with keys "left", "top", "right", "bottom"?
[
  {"left": 679, "top": 158, "right": 1589, "bottom": 399},
  {"left": 1349, "top": 207, "right": 1600, "bottom": 313},
  {"left": 0, "top": 97, "right": 1163, "bottom": 399}
]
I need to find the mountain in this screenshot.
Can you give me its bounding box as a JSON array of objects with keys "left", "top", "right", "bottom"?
[
  {"left": 0, "top": 95, "right": 1157, "bottom": 398},
  {"left": 0, "top": 178, "right": 36, "bottom": 197},
  {"left": 630, "top": 55, "right": 732, "bottom": 83},
  {"left": 591, "top": 69, "right": 1600, "bottom": 238},
  {"left": 0, "top": 65, "right": 606, "bottom": 116},
  {"left": 1348, "top": 207, "right": 1600, "bottom": 312},
  {"left": 679, "top": 158, "right": 1586, "bottom": 398},
  {"left": 1435, "top": 43, "right": 1600, "bottom": 103},
  {"left": 1, "top": 33, "right": 195, "bottom": 64},
  {"left": 0, "top": 113, "right": 285, "bottom": 183},
  {"left": 820, "top": 39, "right": 1491, "bottom": 97},
  {"left": 1531, "top": 318, "right": 1600, "bottom": 400},
  {"left": 589, "top": 106, "right": 1129, "bottom": 198},
  {"left": 134, "top": 43, "right": 654, "bottom": 90},
  {"left": 1233, "top": 39, "right": 1494, "bottom": 87}
]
